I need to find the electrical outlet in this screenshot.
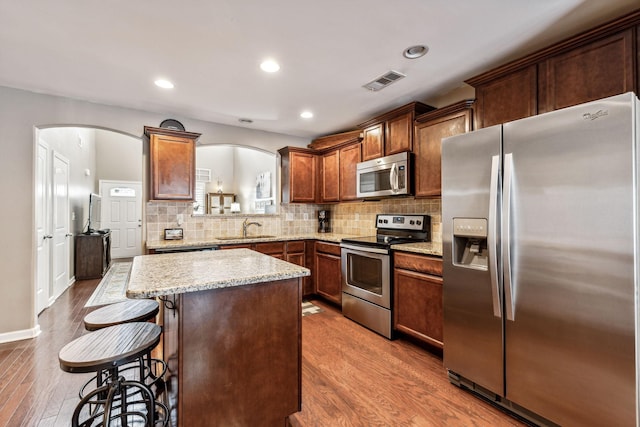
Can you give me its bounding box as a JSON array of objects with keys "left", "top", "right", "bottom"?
[
  {"left": 177, "top": 214, "right": 184, "bottom": 225},
  {"left": 355, "top": 213, "right": 359, "bottom": 221},
  {"left": 286, "top": 213, "right": 294, "bottom": 221},
  {"left": 303, "top": 213, "right": 309, "bottom": 220}
]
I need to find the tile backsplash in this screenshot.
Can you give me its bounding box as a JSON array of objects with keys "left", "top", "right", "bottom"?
[{"left": 145, "top": 198, "right": 441, "bottom": 244}]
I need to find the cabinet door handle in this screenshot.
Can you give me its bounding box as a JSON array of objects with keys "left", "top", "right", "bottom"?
[
  {"left": 43, "top": 235, "right": 53, "bottom": 239},
  {"left": 65, "top": 233, "right": 73, "bottom": 237}
]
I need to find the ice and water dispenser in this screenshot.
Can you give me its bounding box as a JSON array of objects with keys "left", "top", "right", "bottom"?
[{"left": 452, "top": 218, "right": 489, "bottom": 270}]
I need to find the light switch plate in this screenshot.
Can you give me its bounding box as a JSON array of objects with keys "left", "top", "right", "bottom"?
[
  {"left": 286, "top": 213, "right": 294, "bottom": 221},
  {"left": 303, "top": 213, "right": 309, "bottom": 220}
]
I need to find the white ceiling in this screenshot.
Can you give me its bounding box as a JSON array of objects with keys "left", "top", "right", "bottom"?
[{"left": 0, "top": 0, "right": 637, "bottom": 139}]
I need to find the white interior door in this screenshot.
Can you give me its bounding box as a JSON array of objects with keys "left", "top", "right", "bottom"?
[
  {"left": 99, "top": 180, "right": 142, "bottom": 258},
  {"left": 51, "top": 151, "right": 70, "bottom": 301},
  {"left": 35, "top": 140, "right": 51, "bottom": 313}
]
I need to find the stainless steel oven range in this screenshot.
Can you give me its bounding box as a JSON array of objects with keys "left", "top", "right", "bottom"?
[{"left": 341, "top": 214, "right": 430, "bottom": 339}]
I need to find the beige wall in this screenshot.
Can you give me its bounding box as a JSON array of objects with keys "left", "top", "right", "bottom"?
[{"left": 0, "top": 85, "right": 309, "bottom": 342}]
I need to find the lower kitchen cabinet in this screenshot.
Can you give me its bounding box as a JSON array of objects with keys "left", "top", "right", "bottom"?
[
  {"left": 393, "top": 251, "right": 443, "bottom": 349},
  {"left": 314, "top": 241, "right": 342, "bottom": 305},
  {"left": 286, "top": 240, "right": 314, "bottom": 296},
  {"left": 255, "top": 241, "right": 285, "bottom": 259}
]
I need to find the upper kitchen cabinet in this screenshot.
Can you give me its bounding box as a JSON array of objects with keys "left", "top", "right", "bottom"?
[
  {"left": 467, "top": 9, "right": 640, "bottom": 128},
  {"left": 319, "top": 142, "right": 362, "bottom": 202},
  {"left": 145, "top": 126, "right": 201, "bottom": 201},
  {"left": 361, "top": 123, "right": 384, "bottom": 160},
  {"left": 538, "top": 29, "right": 635, "bottom": 114},
  {"left": 308, "top": 129, "right": 363, "bottom": 203},
  {"left": 414, "top": 100, "right": 474, "bottom": 198},
  {"left": 358, "top": 102, "right": 435, "bottom": 161},
  {"left": 471, "top": 66, "right": 537, "bottom": 129},
  {"left": 321, "top": 150, "right": 340, "bottom": 203},
  {"left": 339, "top": 142, "right": 361, "bottom": 201},
  {"left": 279, "top": 147, "right": 317, "bottom": 203}
]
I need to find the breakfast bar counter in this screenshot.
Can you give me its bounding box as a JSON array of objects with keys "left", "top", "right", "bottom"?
[{"left": 127, "top": 249, "right": 310, "bottom": 427}]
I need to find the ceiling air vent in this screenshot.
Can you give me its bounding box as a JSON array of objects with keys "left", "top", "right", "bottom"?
[{"left": 363, "top": 70, "right": 406, "bottom": 92}]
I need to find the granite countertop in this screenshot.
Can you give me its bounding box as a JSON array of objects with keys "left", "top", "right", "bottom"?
[
  {"left": 126, "top": 248, "right": 311, "bottom": 298},
  {"left": 146, "top": 232, "right": 352, "bottom": 250},
  {"left": 146, "top": 232, "right": 444, "bottom": 256},
  {"left": 390, "top": 241, "right": 443, "bottom": 257}
]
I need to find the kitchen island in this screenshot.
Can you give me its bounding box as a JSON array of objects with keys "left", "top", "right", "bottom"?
[{"left": 127, "top": 249, "right": 310, "bottom": 427}]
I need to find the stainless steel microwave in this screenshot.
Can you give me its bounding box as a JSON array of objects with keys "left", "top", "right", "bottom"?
[{"left": 356, "top": 152, "right": 411, "bottom": 198}]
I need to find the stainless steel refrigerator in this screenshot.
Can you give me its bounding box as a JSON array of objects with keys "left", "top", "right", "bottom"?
[{"left": 441, "top": 92, "right": 639, "bottom": 426}]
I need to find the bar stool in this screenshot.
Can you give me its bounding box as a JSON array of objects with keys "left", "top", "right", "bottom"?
[
  {"left": 59, "top": 322, "right": 167, "bottom": 426},
  {"left": 81, "top": 300, "right": 165, "bottom": 400},
  {"left": 84, "top": 299, "right": 159, "bottom": 331}
]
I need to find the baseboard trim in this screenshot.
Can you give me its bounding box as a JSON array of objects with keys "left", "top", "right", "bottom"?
[{"left": 0, "top": 325, "right": 42, "bottom": 344}]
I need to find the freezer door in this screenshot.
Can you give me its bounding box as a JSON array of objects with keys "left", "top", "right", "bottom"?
[
  {"left": 502, "top": 93, "right": 637, "bottom": 425},
  {"left": 442, "top": 125, "right": 504, "bottom": 395}
]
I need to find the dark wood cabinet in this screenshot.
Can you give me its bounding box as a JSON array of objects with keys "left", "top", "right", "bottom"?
[
  {"left": 286, "top": 241, "right": 313, "bottom": 296},
  {"left": 314, "top": 241, "right": 342, "bottom": 305},
  {"left": 358, "top": 102, "right": 435, "bottom": 161},
  {"left": 279, "top": 147, "right": 317, "bottom": 203},
  {"left": 538, "top": 29, "right": 635, "bottom": 114},
  {"left": 321, "top": 150, "right": 340, "bottom": 202},
  {"left": 468, "top": 10, "right": 640, "bottom": 128},
  {"left": 472, "top": 65, "right": 537, "bottom": 128},
  {"left": 393, "top": 251, "right": 443, "bottom": 349},
  {"left": 339, "top": 143, "right": 361, "bottom": 201},
  {"left": 145, "top": 126, "right": 200, "bottom": 201},
  {"left": 414, "top": 101, "right": 473, "bottom": 198},
  {"left": 361, "top": 123, "right": 384, "bottom": 161},
  {"left": 162, "top": 278, "right": 301, "bottom": 426},
  {"left": 385, "top": 112, "right": 413, "bottom": 155},
  {"left": 75, "top": 232, "right": 111, "bottom": 280},
  {"left": 255, "top": 241, "right": 286, "bottom": 259}
]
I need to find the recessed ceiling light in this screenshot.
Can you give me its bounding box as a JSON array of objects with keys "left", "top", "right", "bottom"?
[
  {"left": 403, "top": 45, "right": 428, "bottom": 59},
  {"left": 154, "top": 79, "right": 174, "bottom": 89},
  {"left": 260, "top": 59, "right": 280, "bottom": 73},
  {"left": 300, "top": 111, "right": 313, "bottom": 119}
]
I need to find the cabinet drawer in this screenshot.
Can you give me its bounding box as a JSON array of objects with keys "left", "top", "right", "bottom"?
[
  {"left": 394, "top": 252, "right": 442, "bottom": 276},
  {"left": 315, "top": 241, "right": 341, "bottom": 256},
  {"left": 286, "top": 241, "right": 305, "bottom": 254},
  {"left": 255, "top": 241, "right": 286, "bottom": 255}
]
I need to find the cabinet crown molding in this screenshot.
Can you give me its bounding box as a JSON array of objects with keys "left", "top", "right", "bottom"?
[
  {"left": 357, "top": 101, "right": 435, "bottom": 129},
  {"left": 144, "top": 125, "right": 201, "bottom": 141},
  {"left": 466, "top": 8, "right": 640, "bottom": 86}
]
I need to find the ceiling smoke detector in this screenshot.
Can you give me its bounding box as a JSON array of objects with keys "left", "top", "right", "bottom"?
[{"left": 363, "top": 70, "right": 406, "bottom": 92}]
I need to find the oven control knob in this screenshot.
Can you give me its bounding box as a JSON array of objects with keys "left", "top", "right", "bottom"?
[
  {"left": 378, "top": 219, "right": 383, "bottom": 224},
  {"left": 409, "top": 220, "right": 415, "bottom": 225},
  {"left": 417, "top": 220, "right": 422, "bottom": 225},
  {"left": 383, "top": 219, "right": 388, "bottom": 224}
]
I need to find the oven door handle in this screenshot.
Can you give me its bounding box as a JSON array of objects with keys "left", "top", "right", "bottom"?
[{"left": 340, "top": 243, "right": 389, "bottom": 255}]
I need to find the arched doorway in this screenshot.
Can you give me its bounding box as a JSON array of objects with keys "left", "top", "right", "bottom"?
[{"left": 34, "top": 126, "right": 142, "bottom": 314}]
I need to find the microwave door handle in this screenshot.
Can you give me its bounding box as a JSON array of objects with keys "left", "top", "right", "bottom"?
[{"left": 389, "top": 163, "right": 398, "bottom": 192}]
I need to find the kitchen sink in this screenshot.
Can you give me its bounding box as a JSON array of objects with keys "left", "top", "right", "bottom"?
[{"left": 216, "top": 235, "right": 276, "bottom": 240}]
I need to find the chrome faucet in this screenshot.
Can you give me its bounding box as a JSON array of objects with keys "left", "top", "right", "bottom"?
[{"left": 242, "top": 218, "right": 262, "bottom": 238}]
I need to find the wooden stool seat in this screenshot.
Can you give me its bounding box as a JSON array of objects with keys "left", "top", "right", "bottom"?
[
  {"left": 59, "top": 322, "right": 161, "bottom": 374},
  {"left": 59, "top": 322, "right": 166, "bottom": 426},
  {"left": 84, "top": 299, "right": 159, "bottom": 331}
]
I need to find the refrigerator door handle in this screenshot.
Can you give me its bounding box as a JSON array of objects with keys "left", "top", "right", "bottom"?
[
  {"left": 503, "top": 152, "right": 516, "bottom": 321},
  {"left": 489, "top": 155, "right": 502, "bottom": 318}
]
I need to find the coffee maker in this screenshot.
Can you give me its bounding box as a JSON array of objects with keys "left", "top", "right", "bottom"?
[{"left": 318, "top": 210, "right": 331, "bottom": 233}]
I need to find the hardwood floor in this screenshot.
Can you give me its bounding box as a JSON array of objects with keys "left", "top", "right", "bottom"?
[{"left": 0, "top": 279, "right": 525, "bottom": 426}]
